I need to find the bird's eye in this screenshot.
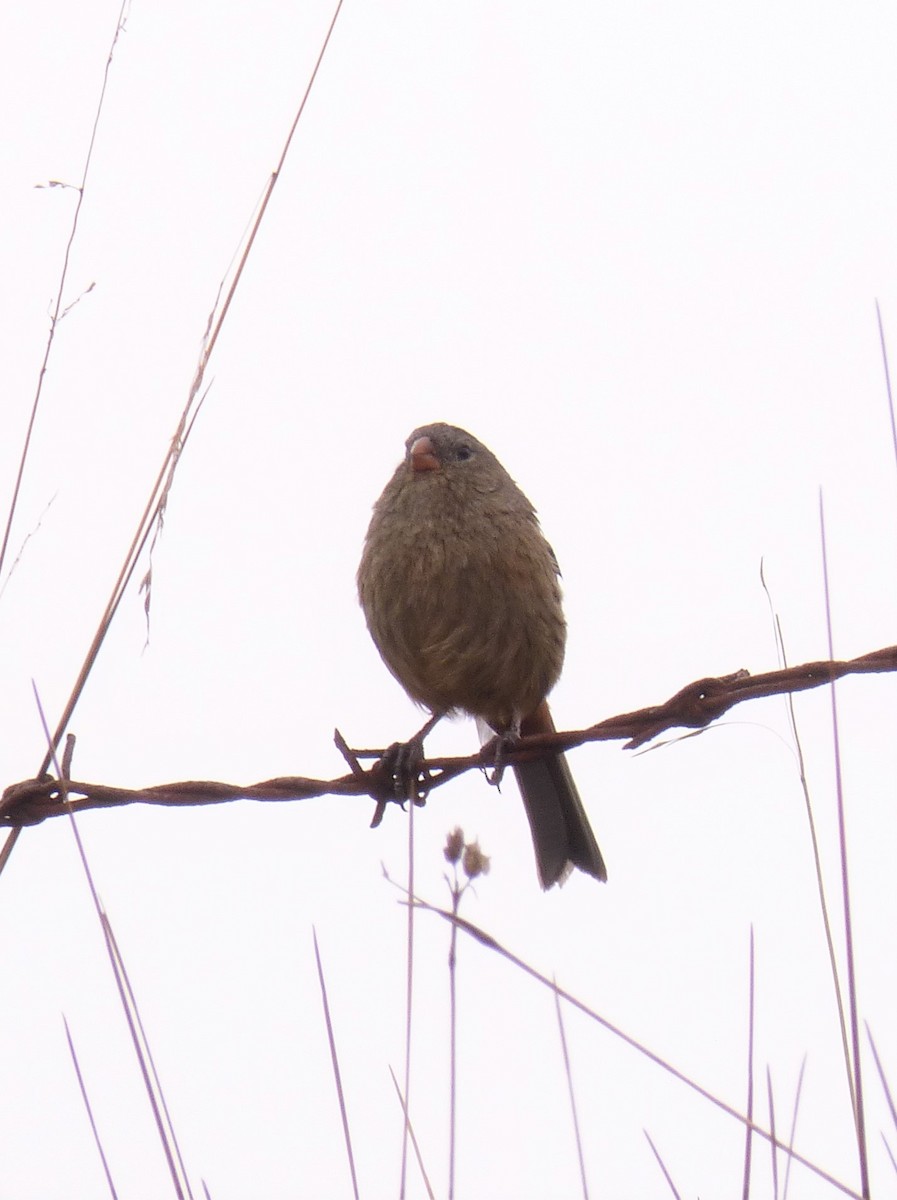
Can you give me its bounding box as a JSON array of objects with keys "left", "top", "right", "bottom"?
[{"left": 455, "top": 444, "right": 474, "bottom": 462}]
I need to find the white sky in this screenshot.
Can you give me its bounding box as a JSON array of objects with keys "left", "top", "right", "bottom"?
[{"left": 2, "top": 1, "right": 897, "bottom": 1196}]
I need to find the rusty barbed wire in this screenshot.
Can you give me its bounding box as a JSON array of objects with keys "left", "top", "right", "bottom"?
[{"left": 2, "top": 644, "right": 895, "bottom": 830}]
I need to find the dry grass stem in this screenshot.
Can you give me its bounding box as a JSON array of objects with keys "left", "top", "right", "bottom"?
[
  {"left": 876, "top": 300, "right": 897, "bottom": 475},
  {"left": 63, "top": 1014, "right": 120, "bottom": 1200},
  {"left": 399, "top": 768, "right": 418, "bottom": 1199},
  {"left": 767, "top": 1066, "right": 779, "bottom": 1200},
  {"left": 411, "top": 898, "right": 864, "bottom": 1200},
  {"left": 865, "top": 1024, "right": 897, "bottom": 1137},
  {"left": 0, "top": 0, "right": 347, "bottom": 886},
  {"left": 553, "top": 978, "right": 590, "bottom": 1199},
  {"left": 34, "top": 692, "right": 193, "bottom": 1199},
  {"left": 820, "top": 497, "right": 869, "bottom": 1197},
  {"left": 742, "top": 927, "right": 755, "bottom": 1200},
  {"left": 0, "top": 1, "right": 129, "bottom": 582},
  {"left": 644, "top": 1130, "right": 684, "bottom": 1199},
  {"left": 312, "top": 929, "right": 360, "bottom": 1200},
  {"left": 782, "top": 1055, "right": 807, "bottom": 1200},
  {"left": 388, "top": 1067, "right": 437, "bottom": 1200}
]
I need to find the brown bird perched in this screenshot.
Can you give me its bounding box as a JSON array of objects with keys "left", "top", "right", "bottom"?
[{"left": 357, "top": 422, "right": 607, "bottom": 889}]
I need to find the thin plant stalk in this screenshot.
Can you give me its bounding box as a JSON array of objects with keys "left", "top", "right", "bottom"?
[
  {"left": 875, "top": 300, "right": 897, "bottom": 476},
  {"left": 448, "top": 873, "right": 459, "bottom": 1200},
  {"left": 413, "top": 898, "right": 863, "bottom": 1200},
  {"left": 35, "top": 708, "right": 191, "bottom": 1199},
  {"left": 865, "top": 1022, "right": 897, "bottom": 1135},
  {"left": 760, "top": 564, "right": 856, "bottom": 1124},
  {"left": 0, "top": 1, "right": 129, "bottom": 582},
  {"left": 312, "top": 929, "right": 359, "bottom": 1200},
  {"left": 881, "top": 1134, "right": 897, "bottom": 1177},
  {"left": 767, "top": 1066, "right": 779, "bottom": 1200},
  {"left": 0, "top": 0, "right": 347, "bottom": 879},
  {"left": 819, "top": 494, "right": 869, "bottom": 1197},
  {"left": 781, "top": 1055, "right": 806, "bottom": 1200},
  {"left": 400, "top": 775, "right": 416, "bottom": 1200},
  {"left": 63, "top": 1014, "right": 120, "bottom": 1200},
  {"left": 742, "top": 926, "right": 755, "bottom": 1200},
  {"left": 389, "top": 1067, "right": 436, "bottom": 1200},
  {"left": 644, "top": 1131, "right": 683, "bottom": 1200},
  {"left": 553, "top": 979, "right": 589, "bottom": 1199}
]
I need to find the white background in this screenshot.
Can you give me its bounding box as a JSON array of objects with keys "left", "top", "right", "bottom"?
[{"left": 2, "top": 1, "right": 896, "bottom": 1196}]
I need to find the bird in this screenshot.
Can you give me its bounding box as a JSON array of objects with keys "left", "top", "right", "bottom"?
[{"left": 357, "top": 422, "right": 607, "bottom": 889}]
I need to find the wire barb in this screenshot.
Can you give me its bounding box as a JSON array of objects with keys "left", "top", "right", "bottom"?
[{"left": 2, "top": 644, "right": 896, "bottom": 828}]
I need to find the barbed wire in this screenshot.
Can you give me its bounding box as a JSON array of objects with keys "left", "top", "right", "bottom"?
[{"left": 3, "top": 643, "right": 895, "bottom": 831}]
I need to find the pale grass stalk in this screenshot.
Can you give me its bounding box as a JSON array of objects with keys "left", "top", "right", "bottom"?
[
  {"left": 881, "top": 1135, "right": 897, "bottom": 1177},
  {"left": 781, "top": 1055, "right": 806, "bottom": 1200},
  {"left": 400, "top": 776, "right": 416, "bottom": 1200},
  {"left": 0, "top": 0, "right": 129, "bottom": 874},
  {"left": 412, "top": 898, "right": 863, "bottom": 1200},
  {"left": 100, "top": 911, "right": 195, "bottom": 1200},
  {"left": 741, "top": 926, "right": 755, "bottom": 1200},
  {"left": 760, "top": 564, "right": 857, "bottom": 1131},
  {"left": 440, "top": 829, "right": 489, "bottom": 1199},
  {"left": 63, "top": 1014, "right": 119, "bottom": 1199},
  {"left": 312, "top": 929, "right": 360, "bottom": 1199},
  {"left": 644, "top": 1130, "right": 683, "bottom": 1199},
  {"left": 819, "top": 495, "right": 869, "bottom": 1197},
  {"left": 447, "top": 869, "right": 459, "bottom": 1200},
  {"left": 865, "top": 1022, "right": 897, "bottom": 1136},
  {"left": 767, "top": 1066, "right": 779, "bottom": 1200},
  {"left": 875, "top": 301, "right": 897, "bottom": 474},
  {"left": 0, "top": 0, "right": 129, "bottom": 584},
  {"left": 35, "top": 701, "right": 192, "bottom": 1199},
  {"left": 389, "top": 1067, "right": 437, "bottom": 1200},
  {"left": 553, "top": 978, "right": 589, "bottom": 1199},
  {"left": 0, "top": 0, "right": 347, "bottom": 879}
]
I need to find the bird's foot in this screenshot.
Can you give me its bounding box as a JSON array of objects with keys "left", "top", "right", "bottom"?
[
  {"left": 486, "top": 726, "right": 521, "bottom": 790},
  {"left": 380, "top": 733, "right": 430, "bottom": 805},
  {"left": 369, "top": 713, "right": 443, "bottom": 825}
]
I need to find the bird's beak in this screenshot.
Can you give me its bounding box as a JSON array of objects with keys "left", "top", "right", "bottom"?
[{"left": 410, "top": 435, "right": 440, "bottom": 474}]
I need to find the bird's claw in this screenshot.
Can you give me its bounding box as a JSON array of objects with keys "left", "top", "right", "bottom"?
[
  {"left": 486, "top": 729, "right": 519, "bottom": 789},
  {"left": 367, "top": 714, "right": 443, "bottom": 826},
  {"left": 376, "top": 735, "right": 430, "bottom": 806}
]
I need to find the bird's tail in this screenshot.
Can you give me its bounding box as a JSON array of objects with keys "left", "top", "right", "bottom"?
[{"left": 513, "top": 702, "right": 607, "bottom": 889}]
